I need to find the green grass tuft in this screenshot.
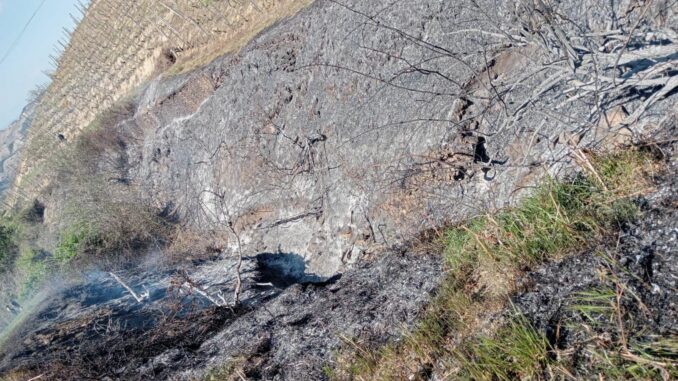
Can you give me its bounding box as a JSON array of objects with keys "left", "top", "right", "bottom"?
[
  {"left": 54, "top": 224, "right": 98, "bottom": 265},
  {"left": 0, "top": 219, "right": 18, "bottom": 272},
  {"left": 443, "top": 177, "right": 603, "bottom": 276},
  {"left": 568, "top": 287, "right": 616, "bottom": 324},
  {"left": 15, "top": 247, "right": 48, "bottom": 299},
  {"left": 454, "top": 314, "right": 551, "bottom": 381}
]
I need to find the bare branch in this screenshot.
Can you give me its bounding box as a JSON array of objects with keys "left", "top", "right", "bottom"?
[{"left": 109, "top": 272, "right": 148, "bottom": 303}]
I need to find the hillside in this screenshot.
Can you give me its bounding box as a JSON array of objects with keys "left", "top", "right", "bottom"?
[
  {"left": 0, "top": 101, "right": 36, "bottom": 196},
  {"left": 8, "top": 0, "right": 312, "bottom": 204},
  {"left": 0, "top": 0, "right": 677, "bottom": 380}
]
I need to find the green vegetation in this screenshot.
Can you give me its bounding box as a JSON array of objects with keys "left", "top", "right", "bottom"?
[
  {"left": 564, "top": 283, "right": 678, "bottom": 379},
  {"left": 56, "top": 199, "right": 169, "bottom": 264},
  {"left": 15, "top": 248, "right": 47, "bottom": 299},
  {"left": 54, "top": 224, "right": 96, "bottom": 265},
  {"left": 330, "top": 149, "right": 674, "bottom": 380},
  {"left": 454, "top": 315, "right": 550, "bottom": 381},
  {"left": 0, "top": 204, "right": 48, "bottom": 300},
  {"left": 568, "top": 287, "right": 617, "bottom": 324},
  {"left": 44, "top": 100, "right": 171, "bottom": 265},
  {"left": 0, "top": 219, "right": 18, "bottom": 273}
]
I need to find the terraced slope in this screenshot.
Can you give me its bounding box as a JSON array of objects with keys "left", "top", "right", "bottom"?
[{"left": 10, "top": 0, "right": 312, "bottom": 203}]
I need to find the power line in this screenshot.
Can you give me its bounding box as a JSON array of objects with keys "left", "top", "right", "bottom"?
[{"left": 0, "top": 0, "right": 49, "bottom": 67}]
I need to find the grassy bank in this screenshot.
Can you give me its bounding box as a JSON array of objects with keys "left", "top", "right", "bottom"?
[{"left": 329, "top": 148, "right": 676, "bottom": 380}]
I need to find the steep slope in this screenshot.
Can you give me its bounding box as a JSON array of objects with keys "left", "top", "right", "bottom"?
[
  {"left": 10, "top": 0, "right": 313, "bottom": 204},
  {"left": 38, "top": 0, "right": 675, "bottom": 276},
  {"left": 0, "top": 102, "right": 37, "bottom": 196},
  {"left": 0, "top": 0, "right": 676, "bottom": 380}
]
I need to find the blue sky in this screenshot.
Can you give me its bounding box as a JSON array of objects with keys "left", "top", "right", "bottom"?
[{"left": 0, "top": 0, "right": 84, "bottom": 130}]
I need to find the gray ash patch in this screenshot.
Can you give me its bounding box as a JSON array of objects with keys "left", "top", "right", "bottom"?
[{"left": 177, "top": 250, "right": 443, "bottom": 381}]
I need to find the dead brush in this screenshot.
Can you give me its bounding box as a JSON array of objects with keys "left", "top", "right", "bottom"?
[
  {"left": 164, "top": 226, "right": 229, "bottom": 262},
  {"left": 30, "top": 99, "right": 178, "bottom": 266},
  {"left": 25, "top": 292, "right": 235, "bottom": 381}
]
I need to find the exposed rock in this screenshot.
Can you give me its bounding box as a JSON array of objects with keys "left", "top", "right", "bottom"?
[
  {"left": 66, "top": 0, "right": 675, "bottom": 279},
  {"left": 0, "top": 101, "right": 37, "bottom": 196}
]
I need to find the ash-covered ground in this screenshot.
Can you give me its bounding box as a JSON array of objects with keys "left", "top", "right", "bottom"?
[{"left": 0, "top": 250, "right": 442, "bottom": 380}]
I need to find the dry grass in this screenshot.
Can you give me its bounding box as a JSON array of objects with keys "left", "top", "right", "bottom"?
[
  {"left": 561, "top": 259, "right": 678, "bottom": 380},
  {"left": 0, "top": 371, "right": 36, "bottom": 381},
  {"left": 49, "top": 134, "right": 172, "bottom": 266},
  {"left": 198, "top": 356, "right": 248, "bottom": 381},
  {"left": 164, "top": 226, "right": 229, "bottom": 262},
  {"left": 170, "top": 0, "right": 314, "bottom": 75}
]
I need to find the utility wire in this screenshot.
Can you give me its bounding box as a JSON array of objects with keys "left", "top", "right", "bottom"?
[{"left": 0, "top": 0, "right": 49, "bottom": 67}]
